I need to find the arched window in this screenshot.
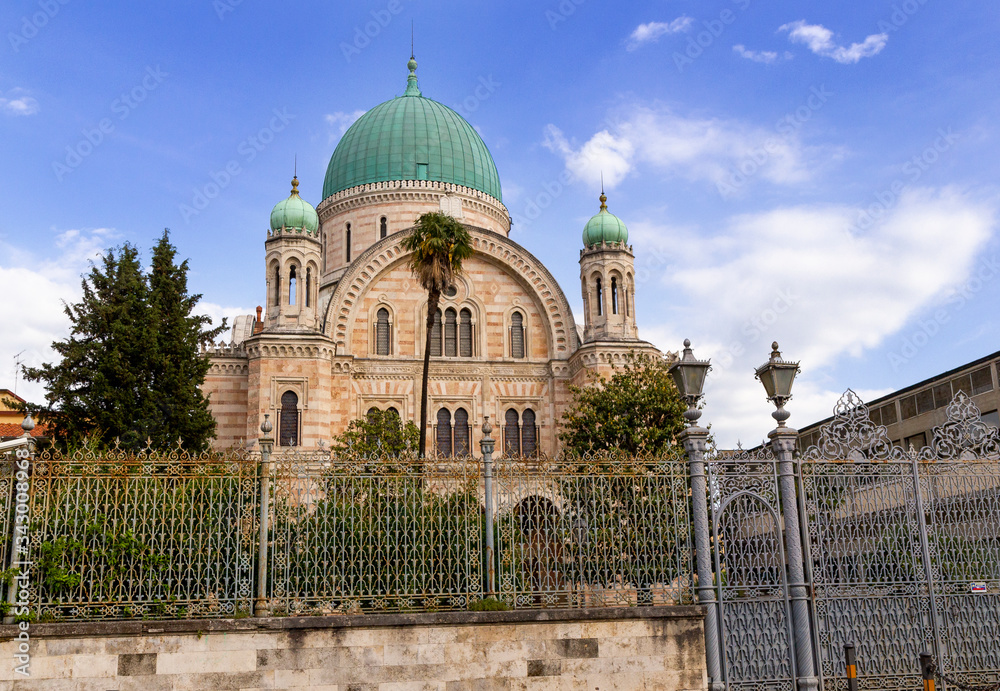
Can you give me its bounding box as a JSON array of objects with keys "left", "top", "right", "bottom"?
[
  {"left": 596, "top": 278, "right": 603, "bottom": 316},
  {"left": 387, "top": 406, "right": 399, "bottom": 417},
  {"left": 611, "top": 276, "right": 619, "bottom": 314},
  {"left": 625, "top": 283, "right": 630, "bottom": 317},
  {"left": 510, "top": 311, "right": 525, "bottom": 359},
  {"left": 345, "top": 223, "right": 352, "bottom": 262},
  {"left": 430, "top": 309, "right": 442, "bottom": 357},
  {"left": 271, "top": 265, "right": 281, "bottom": 307},
  {"left": 305, "top": 267, "right": 312, "bottom": 308},
  {"left": 375, "top": 308, "right": 391, "bottom": 355},
  {"left": 380, "top": 216, "right": 387, "bottom": 239},
  {"left": 504, "top": 408, "right": 520, "bottom": 456},
  {"left": 444, "top": 308, "right": 458, "bottom": 357},
  {"left": 454, "top": 408, "right": 470, "bottom": 456},
  {"left": 436, "top": 408, "right": 452, "bottom": 457},
  {"left": 521, "top": 409, "right": 537, "bottom": 457},
  {"left": 279, "top": 391, "right": 299, "bottom": 447},
  {"left": 459, "top": 308, "right": 473, "bottom": 357},
  {"left": 288, "top": 266, "right": 297, "bottom": 306}
]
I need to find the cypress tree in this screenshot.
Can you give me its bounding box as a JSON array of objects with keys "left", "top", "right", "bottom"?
[
  {"left": 147, "top": 229, "right": 227, "bottom": 451},
  {"left": 24, "top": 231, "right": 226, "bottom": 451}
]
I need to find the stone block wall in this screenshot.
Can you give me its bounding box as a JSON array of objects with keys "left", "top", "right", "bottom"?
[{"left": 0, "top": 607, "right": 706, "bottom": 690}]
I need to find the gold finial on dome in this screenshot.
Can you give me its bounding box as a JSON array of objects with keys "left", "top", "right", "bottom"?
[
  {"left": 599, "top": 172, "right": 607, "bottom": 211},
  {"left": 290, "top": 176, "right": 300, "bottom": 197}
]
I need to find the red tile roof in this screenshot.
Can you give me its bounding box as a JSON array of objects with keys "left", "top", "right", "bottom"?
[{"left": 0, "top": 422, "right": 48, "bottom": 438}]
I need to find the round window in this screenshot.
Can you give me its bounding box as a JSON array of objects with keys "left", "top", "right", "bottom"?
[{"left": 444, "top": 285, "right": 458, "bottom": 298}]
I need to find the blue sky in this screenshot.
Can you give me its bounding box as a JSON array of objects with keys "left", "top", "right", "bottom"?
[{"left": 2, "top": 0, "right": 998, "bottom": 445}]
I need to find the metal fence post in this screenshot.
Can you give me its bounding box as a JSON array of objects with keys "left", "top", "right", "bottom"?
[
  {"left": 255, "top": 415, "right": 273, "bottom": 618},
  {"left": 3, "top": 416, "right": 35, "bottom": 625},
  {"left": 479, "top": 416, "right": 496, "bottom": 598},
  {"left": 771, "top": 427, "right": 819, "bottom": 691},
  {"left": 845, "top": 643, "right": 858, "bottom": 691},
  {"left": 681, "top": 423, "right": 725, "bottom": 691},
  {"left": 920, "top": 653, "right": 936, "bottom": 691}
]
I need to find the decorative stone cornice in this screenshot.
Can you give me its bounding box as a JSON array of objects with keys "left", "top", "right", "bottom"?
[
  {"left": 208, "top": 362, "right": 249, "bottom": 376},
  {"left": 316, "top": 179, "right": 510, "bottom": 231}
]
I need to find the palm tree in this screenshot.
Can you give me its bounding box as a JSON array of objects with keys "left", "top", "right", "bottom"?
[{"left": 402, "top": 212, "right": 474, "bottom": 458}]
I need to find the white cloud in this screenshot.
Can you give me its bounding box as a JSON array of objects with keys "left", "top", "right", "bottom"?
[
  {"left": 0, "top": 88, "right": 39, "bottom": 116},
  {"left": 733, "top": 44, "right": 788, "bottom": 64},
  {"left": 626, "top": 17, "right": 694, "bottom": 51},
  {"left": 0, "top": 228, "right": 245, "bottom": 405},
  {"left": 543, "top": 103, "right": 817, "bottom": 191},
  {"left": 325, "top": 110, "right": 365, "bottom": 143},
  {"left": 631, "top": 187, "right": 997, "bottom": 445},
  {"left": 779, "top": 21, "right": 887, "bottom": 64}
]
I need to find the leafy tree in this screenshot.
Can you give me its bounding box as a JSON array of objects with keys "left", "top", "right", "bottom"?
[
  {"left": 23, "top": 230, "right": 225, "bottom": 451},
  {"left": 559, "top": 351, "right": 687, "bottom": 455},
  {"left": 330, "top": 408, "right": 419, "bottom": 457},
  {"left": 401, "top": 212, "right": 474, "bottom": 457}
]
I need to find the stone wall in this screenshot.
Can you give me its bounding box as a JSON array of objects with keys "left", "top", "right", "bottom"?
[{"left": 0, "top": 607, "right": 706, "bottom": 690}]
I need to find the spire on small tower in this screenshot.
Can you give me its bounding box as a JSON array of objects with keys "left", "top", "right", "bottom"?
[
  {"left": 599, "top": 173, "right": 608, "bottom": 211},
  {"left": 405, "top": 54, "right": 421, "bottom": 97}
]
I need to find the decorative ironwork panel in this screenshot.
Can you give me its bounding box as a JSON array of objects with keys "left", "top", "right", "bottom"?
[
  {"left": 802, "top": 459, "right": 931, "bottom": 691},
  {"left": 267, "top": 450, "right": 483, "bottom": 614},
  {"left": 801, "top": 390, "right": 1000, "bottom": 691},
  {"left": 0, "top": 450, "right": 19, "bottom": 586},
  {"left": 921, "top": 459, "right": 1000, "bottom": 687},
  {"left": 494, "top": 451, "right": 692, "bottom": 610},
  {"left": 709, "top": 449, "right": 795, "bottom": 691},
  {"left": 26, "top": 444, "right": 259, "bottom": 621}
]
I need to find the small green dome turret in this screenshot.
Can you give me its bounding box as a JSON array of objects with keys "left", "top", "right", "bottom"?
[
  {"left": 583, "top": 192, "right": 628, "bottom": 247},
  {"left": 270, "top": 176, "right": 319, "bottom": 235}
]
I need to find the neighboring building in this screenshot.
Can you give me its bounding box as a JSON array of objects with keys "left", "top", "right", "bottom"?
[
  {"left": 0, "top": 389, "right": 47, "bottom": 441},
  {"left": 201, "top": 57, "right": 664, "bottom": 454},
  {"left": 798, "top": 350, "right": 1000, "bottom": 451}
]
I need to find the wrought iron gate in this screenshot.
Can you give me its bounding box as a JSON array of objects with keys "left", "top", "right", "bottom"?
[
  {"left": 708, "top": 450, "right": 797, "bottom": 691},
  {"left": 702, "top": 391, "right": 1000, "bottom": 691},
  {"left": 800, "top": 392, "right": 1000, "bottom": 691}
]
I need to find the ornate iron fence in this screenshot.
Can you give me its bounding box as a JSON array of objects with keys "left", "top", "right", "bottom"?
[
  {"left": 266, "top": 450, "right": 484, "bottom": 615},
  {"left": 23, "top": 444, "right": 259, "bottom": 621},
  {"left": 493, "top": 452, "right": 693, "bottom": 609}
]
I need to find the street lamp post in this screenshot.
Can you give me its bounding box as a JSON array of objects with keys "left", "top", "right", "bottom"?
[
  {"left": 669, "top": 339, "right": 724, "bottom": 691},
  {"left": 755, "top": 342, "right": 818, "bottom": 691}
]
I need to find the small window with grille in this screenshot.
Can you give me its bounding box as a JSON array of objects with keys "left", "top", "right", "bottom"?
[
  {"left": 380, "top": 216, "right": 387, "bottom": 239},
  {"left": 430, "top": 309, "right": 442, "bottom": 357},
  {"left": 504, "top": 408, "right": 520, "bottom": 456},
  {"left": 444, "top": 308, "right": 458, "bottom": 357},
  {"left": 436, "top": 408, "right": 452, "bottom": 457},
  {"left": 510, "top": 311, "right": 525, "bottom": 359},
  {"left": 375, "top": 308, "right": 391, "bottom": 355},
  {"left": 459, "top": 309, "right": 473, "bottom": 357},
  {"left": 454, "top": 408, "right": 470, "bottom": 456}
]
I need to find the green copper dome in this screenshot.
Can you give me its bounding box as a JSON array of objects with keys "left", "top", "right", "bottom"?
[
  {"left": 270, "top": 177, "right": 319, "bottom": 235},
  {"left": 583, "top": 193, "right": 629, "bottom": 247},
  {"left": 322, "top": 58, "right": 502, "bottom": 202}
]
